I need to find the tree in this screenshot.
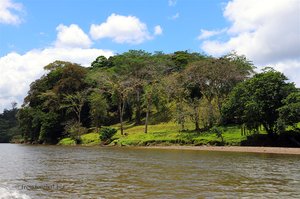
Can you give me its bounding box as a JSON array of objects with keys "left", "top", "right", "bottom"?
[
  {"left": 0, "top": 103, "right": 20, "bottom": 143},
  {"left": 185, "top": 57, "right": 252, "bottom": 128},
  {"left": 222, "top": 69, "right": 297, "bottom": 135},
  {"left": 53, "top": 62, "right": 87, "bottom": 95},
  {"left": 17, "top": 107, "right": 43, "bottom": 143},
  {"left": 91, "top": 55, "right": 112, "bottom": 68},
  {"left": 163, "top": 73, "right": 189, "bottom": 131},
  {"left": 113, "top": 50, "right": 153, "bottom": 125},
  {"left": 171, "top": 51, "right": 204, "bottom": 71},
  {"left": 96, "top": 72, "right": 134, "bottom": 135},
  {"left": 89, "top": 92, "right": 108, "bottom": 133},
  {"left": 99, "top": 127, "right": 117, "bottom": 143},
  {"left": 19, "top": 61, "right": 91, "bottom": 144},
  {"left": 61, "top": 91, "right": 87, "bottom": 124},
  {"left": 143, "top": 84, "right": 155, "bottom": 134},
  {"left": 277, "top": 91, "right": 300, "bottom": 128}
]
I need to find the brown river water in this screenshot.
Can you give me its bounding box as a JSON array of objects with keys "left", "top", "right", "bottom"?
[{"left": 0, "top": 144, "right": 299, "bottom": 198}]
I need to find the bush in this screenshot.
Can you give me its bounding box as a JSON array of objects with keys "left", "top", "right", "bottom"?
[
  {"left": 64, "top": 121, "right": 87, "bottom": 144},
  {"left": 99, "top": 127, "right": 117, "bottom": 143},
  {"left": 210, "top": 126, "right": 224, "bottom": 143}
]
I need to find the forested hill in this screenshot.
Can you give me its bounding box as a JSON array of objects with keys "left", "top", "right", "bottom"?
[
  {"left": 1, "top": 50, "right": 299, "bottom": 145},
  {"left": 0, "top": 103, "right": 19, "bottom": 142}
]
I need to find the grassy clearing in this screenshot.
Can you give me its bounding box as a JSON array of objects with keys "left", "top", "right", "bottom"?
[
  {"left": 111, "top": 122, "right": 247, "bottom": 146},
  {"left": 57, "top": 122, "right": 299, "bottom": 146},
  {"left": 57, "top": 133, "right": 100, "bottom": 146}
]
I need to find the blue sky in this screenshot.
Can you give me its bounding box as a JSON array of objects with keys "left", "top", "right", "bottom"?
[
  {"left": 0, "top": 0, "right": 299, "bottom": 111},
  {"left": 0, "top": 0, "right": 229, "bottom": 56}
]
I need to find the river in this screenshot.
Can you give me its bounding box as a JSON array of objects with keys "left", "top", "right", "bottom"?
[{"left": 0, "top": 144, "right": 299, "bottom": 198}]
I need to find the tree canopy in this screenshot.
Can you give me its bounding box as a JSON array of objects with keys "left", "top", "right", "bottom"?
[
  {"left": 1, "top": 50, "right": 298, "bottom": 145},
  {"left": 222, "top": 69, "right": 298, "bottom": 135}
]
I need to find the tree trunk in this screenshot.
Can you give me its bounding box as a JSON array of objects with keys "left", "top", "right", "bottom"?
[
  {"left": 118, "top": 102, "right": 124, "bottom": 135},
  {"left": 263, "top": 123, "right": 275, "bottom": 137},
  {"left": 135, "top": 89, "right": 142, "bottom": 125},
  {"left": 208, "top": 100, "right": 214, "bottom": 128},
  {"left": 178, "top": 101, "right": 185, "bottom": 131},
  {"left": 195, "top": 120, "right": 200, "bottom": 131},
  {"left": 193, "top": 102, "right": 200, "bottom": 131},
  {"left": 144, "top": 97, "right": 152, "bottom": 134}
]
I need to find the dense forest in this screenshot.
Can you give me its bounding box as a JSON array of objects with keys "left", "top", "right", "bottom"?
[{"left": 1, "top": 50, "right": 299, "bottom": 145}]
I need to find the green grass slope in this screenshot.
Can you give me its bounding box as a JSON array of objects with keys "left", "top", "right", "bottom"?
[{"left": 111, "top": 122, "right": 247, "bottom": 146}]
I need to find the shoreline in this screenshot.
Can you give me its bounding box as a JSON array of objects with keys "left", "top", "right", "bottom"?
[
  {"left": 7, "top": 143, "right": 300, "bottom": 155},
  {"left": 137, "top": 145, "right": 300, "bottom": 155}
]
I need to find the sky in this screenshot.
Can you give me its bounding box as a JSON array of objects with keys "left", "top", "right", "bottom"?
[{"left": 0, "top": 0, "right": 299, "bottom": 112}]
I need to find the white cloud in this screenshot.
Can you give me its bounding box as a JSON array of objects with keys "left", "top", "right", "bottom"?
[
  {"left": 169, "top": 12, "right": 179, "bottom": 20},
  {"left": 0, "top": 0, "right": 23, "bottom": 24},
  {"left": 55, "top": 24, "right": 92, "bottom": 48},
  {"left": 197, "top": 28, "right": 227, "bottom": 40},
  {"left": 90, "top": 13, "right": 152, "bottom": 44},
  {"left": 0, "top": 22, "right": 115, "bottom": 111},
  {"left": 154, "top": 25, "right": 163, "bottom": 36},
  {"left": 200, "top": 0, "right": 300, "bottom": 87},
  {"left": 0, "top": 47, "right": 113, "bottom": 112},
  {"left": 168, "top": 0, "right": 177, "bottom": 6}
]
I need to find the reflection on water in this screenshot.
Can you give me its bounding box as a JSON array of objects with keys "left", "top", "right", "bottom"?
[{"left": 0, "top": 144, "right": 299, "bottom": 198}]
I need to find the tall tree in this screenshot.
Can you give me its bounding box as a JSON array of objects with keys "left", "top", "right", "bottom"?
[
  {"left": 222, "top": 69, "right": 297, "bottom": 135},
  {"left": 61, "top": 91, "right": 87, "bottom": 124},
  {"left": 89, "top": 92, "right": 108, "bottom": 133},
  {"left": 113, "top": 50, "right": 153, "bottom": 125},
  {"left": 185, "top": 57, "right": 251, "bottom": 127},
  {"left": 277, "top": 91, "right": 300, "bottom": 129}
]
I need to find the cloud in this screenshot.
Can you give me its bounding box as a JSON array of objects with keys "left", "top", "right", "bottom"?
[
  {"left": 169, "top": 12, "right": 179, "bottom": 20},
  {"left": 90, "top": 13, "right": 154, "bottom": 44},
  {"left": 154, "top": 25, "right": 163, "bottom": 36},
  {"left": 197, "top": 28, "right": 227, "bottom": 40},
  {"left": 55, "top": 24, "right": 93, "bottom": 48},
  {"left": 168, "top": 0, "right": 177, "bottom": 6},
  {"left": 0, "top": 21, "right": 115, "bottom": 111},
  {"left": 200, "top": 0, "right": 300, "bottom": 86},
  {"left": 0, "top": 0, "right": 23, "bottom": 25}
]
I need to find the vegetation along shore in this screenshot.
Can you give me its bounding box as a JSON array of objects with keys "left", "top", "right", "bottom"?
[{"left": 0, "top": 50, "right": 299, "bottom": 148}]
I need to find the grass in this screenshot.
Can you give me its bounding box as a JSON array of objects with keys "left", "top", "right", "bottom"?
[
  {"left": 57, "top": 133, "right": 101, "bottom": 146},
  {"left": 57, "top": 122, "right": 300, "bottom": 147},
  {"left": 57, "top": 137, "right": 76, "bottom": 146},
  {"left": 81, "top": 133, "right": 101, "bottom": 145},
  {"left": 111, "top": 122, "right": 247, "bottom": 146}
]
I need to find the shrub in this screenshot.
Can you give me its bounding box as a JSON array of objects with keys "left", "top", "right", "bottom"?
[
  {"left": 99, "top": 127, "right": 117, "bottom": 142},
  {"left": 210, "top": 126, "right": 224, "bottom": 143},
  {"left": 64, "top": 121, "right": 87, "bottom": 144}
]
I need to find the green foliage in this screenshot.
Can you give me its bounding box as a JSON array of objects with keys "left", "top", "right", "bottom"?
[
  {"left": 89, "top": 92, "right": 108, "bottom": 131},
  {"left": 0, "top": 103, "right": 20, "bottom": 143},
  {"left": 91, "top": 56, "right": 112, "bottom": 68},
  {"left": 61, "top": 91, "right": 87, "bottom": 123},
  {"left": 278, "top": 91, "right": 300, "bottom": 128},
  {"left": 58, "top": 138, "right": 76, "bottom": 145},
  {"left": 210, "top": 126, "right": 224, "bottom": 143},
  {"left": 64, "top": 121, "right": 87, "bottom": 144},
  {"left": 38, "top": 111, "right": 60, "bottom": 143},
  {"left": 18, "top": 61, "right": 88, "bottom": 144},
  {"left": 81, "top": 133, "right": 101, "bottom": 145},
  {"left": 222, "top": 69, "right": 297, "bottom": 135},
  {"left": 112, "top": 122, "right": 246, "bottom": 146},
  {"left": 99, "top": 127, "right": 117, "bottom": 142},
  {"left": 16, "top": 50, "right": 297, "bottom": 146}
]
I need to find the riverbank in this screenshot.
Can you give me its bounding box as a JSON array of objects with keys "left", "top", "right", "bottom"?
[
  {"left": 138, "top": 146, "right": 300, "bottom": 155},
  {"left": 57, "top": 122, "right": 300, "bottom": 147}
]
